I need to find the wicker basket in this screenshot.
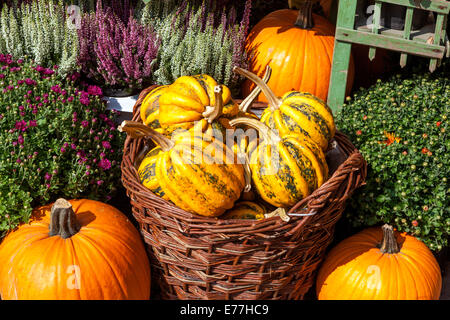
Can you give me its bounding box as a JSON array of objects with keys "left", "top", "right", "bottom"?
[{"left": 121, "top": 85, "right": 367, "bottom": 300}]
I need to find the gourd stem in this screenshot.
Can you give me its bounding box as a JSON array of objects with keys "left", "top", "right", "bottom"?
[
  {"left": 229, "top": 117, "right": 280, "bottom": 145},
  {"left": 379, "top": 224, "right": 400, "bottom": 254},
  {"left": 240, "top": 152, "right": 252, "bottom": 193},
  {"left": 239, "top": 65, "right": 272, "bottom": 113},
  {"left": 233, "top": 67, "right": 281, "bottom": 111},
  {"left": 119, "top": 121, "right": 175, "bottom": 152},
  {"left": 49, "top": 199, "right": 81, "bottom": 239},
  {"left": 203, "top": 85, "right": 224, "bottom": 123},
  {"left": 294, "top": 0, "right": 315, "bottom": 29}
]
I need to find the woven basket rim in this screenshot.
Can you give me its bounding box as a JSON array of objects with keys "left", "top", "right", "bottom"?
[{"left": 120, "top": 84, "right": 367, "bottom": 235}]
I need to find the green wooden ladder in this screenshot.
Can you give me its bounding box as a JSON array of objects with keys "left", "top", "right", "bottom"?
[{"left": 327, "top": 0, "right": 450, "bottom": 113}]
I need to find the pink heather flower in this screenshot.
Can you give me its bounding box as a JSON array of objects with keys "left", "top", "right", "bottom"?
[
  {"left": 35, "top": 96, "right": 41, "bottom": 101},
  {"left": 44, "top": 173, "right": 52, "bottom": 180},
  {"left": 85, "top": 171, "right": 90, "bottom": 176},
  {"left": 16, "top": 158, "right": 21, "bottom": 164},
  {"left": 71, "top": 144, "right": 77, "bottom": 150},
  {"left": 81, "top": 120, "right": 89, "bottom": 128},
  {"left": 100, "top": 152, "right": 106, "bottom": 158},
  {"left": 29, "top": 120, "right": 37, "bottom": 127},
  {"left": 60, "top": 147, "right": 66, "bottom": 153},
  {"left": 46, "top": 184, "right": 51, "bottom": 189},
  {"left": 19, "top": 105, "right": 24, "bottom": 111},
  {"left": 0, "top": 74, "right": 5, "bottom": 79},
  {"left": 18, "top": 135, "right": 24, "bottom": 145},
  {"left": 12, "top": 141, "right": 17, "bottom": 146},
  {"left": 68, "top": 96, "right": 74, "bottom": 102},
  {"left": 97, "top": 180, "right": 104, "bottom": 185},
  {"left": 102, "top": 141, "right": 111, "bottom": 149},
  {"left": 17, "top": 59, "right": 23, "bottom": 64}
]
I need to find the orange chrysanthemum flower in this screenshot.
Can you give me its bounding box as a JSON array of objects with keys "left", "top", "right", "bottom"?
[{"left": 380, "top": 131, "right": 401, "bottom": 146}]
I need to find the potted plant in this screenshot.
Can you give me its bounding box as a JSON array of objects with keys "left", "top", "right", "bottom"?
[{"left": 0, "top": 54, "right": 124, "bottom": 239}]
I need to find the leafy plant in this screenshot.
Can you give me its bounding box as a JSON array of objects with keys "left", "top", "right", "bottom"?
[
  {"left": 336, "top": 62, "right": 449, "bottom": 251},
  {"left": 0, "top": 54, "right": 124, "bottom": 236},
  {"left": 138, "top": 0, "right": 251, "bottom": 95},
  {"left": 0, "top": 0, "right": 79, "bottom": 76},
  {"left": 77, "top": 0, "right": 159, "bottom": 92}
]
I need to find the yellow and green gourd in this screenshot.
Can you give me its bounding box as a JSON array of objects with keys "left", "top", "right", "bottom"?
[
  {"left": 221, "top": 201, "right": 266, "bottom": 220},
  {"left": 120, "top": 86, "right": 246, "bottom": 218},
  {"left": 229, "top": 117, "right": 329, "bottom": 208},
  {"left": 234, "top": 67, "right": 336, "bottom": 151}
]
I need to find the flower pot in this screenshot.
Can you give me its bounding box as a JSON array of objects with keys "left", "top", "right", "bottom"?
[{"left": 102, "top": 86, "right": 141, "bottom": 98}]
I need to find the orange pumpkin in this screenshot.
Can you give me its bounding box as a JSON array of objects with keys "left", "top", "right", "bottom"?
[
  {"left": 316, "top": 224, "right": 442, "bottom": 300},
  {"left": 243, "top": 1, "right": 354, "bottom": 103},
  {"left": 0, "top": 199, "right": 151, "bottom": 300}
]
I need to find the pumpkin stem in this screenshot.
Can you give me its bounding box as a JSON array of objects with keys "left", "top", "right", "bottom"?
[
  {"left": 379, "top": 224, "right": 400, "bottom": 254},
  {"left": 229, "top": 117, "right": 281, "bottom": 145},
  {"left": 119, "top": 120, "right": 175, "bottom": 152},
  {"left": 233, "top": 67, "right": 281, "bottom": 111},
  {"left": 293, "top": 0, "right": 315, "bottom": 29},
  {"left": 49, "top": 199, "right": 81, "bottom": 239},
  {"left": 239, "top": 65, "right": 272, "bottom": 113},
  {"left": 202, "top": 85, "right": 224, "bottom": 123}
]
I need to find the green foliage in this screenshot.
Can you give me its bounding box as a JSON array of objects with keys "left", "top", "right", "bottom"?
[
  {"left": 336, "top": 62, "right": 449, "bottom": 251},
  {"left": 0, "top": 0, "right": 79, "bottom": 76}
]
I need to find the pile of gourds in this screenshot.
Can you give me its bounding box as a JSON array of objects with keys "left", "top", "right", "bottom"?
[{"left": 120, "top": 63, "right": 336, "bottom": 220}]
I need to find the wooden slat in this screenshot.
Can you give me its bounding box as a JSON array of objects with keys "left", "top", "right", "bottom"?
[
  {"left": 327, "top": 0, "right": 358, "bottom": 113},
  {"left": 355, "top": 23, "right": 446, "bottom": 44},
  {"left": 335, "top": 27, "right": 446, "bottom": 59},
  {"left": 376, "top": 0, "right": 450, "bottom": 14},
  {"left": 429, "top": 13, "right": 446, "bottom": 72},
  {"left": 400, "top": 7, "right": 414, "bottom": 67}
]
